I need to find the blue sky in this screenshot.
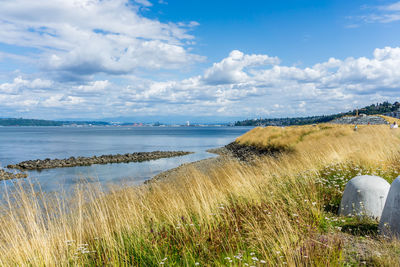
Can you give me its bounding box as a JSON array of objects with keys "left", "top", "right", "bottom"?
[
  {"left": 0, "top": 0, "right": 400, "bottom": 122},
  {"left": 150, "top": 0, "right": 400, "bottom": 65}
]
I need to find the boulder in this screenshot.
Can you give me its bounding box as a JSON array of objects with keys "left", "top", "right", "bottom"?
[
  {"left": 379, "top": 177, "right": 400, "bottom": 237},
  {"left": 339, "top": 175, "right": 390, "bottom": 219}
]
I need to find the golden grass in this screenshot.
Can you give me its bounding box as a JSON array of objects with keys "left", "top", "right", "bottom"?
[
  {"left": 1, "top": 124, "right": 400, "bottom": 265},
  {"left": 237, "top": 124, "right": 400, "bottom": 167},
  {"left": 380, "top": 115, "right": 400, "bottom": 125}
]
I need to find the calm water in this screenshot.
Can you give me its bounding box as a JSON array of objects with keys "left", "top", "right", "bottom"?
[{"left": 0, "top": 126, "right": 251, "bottom": 193}]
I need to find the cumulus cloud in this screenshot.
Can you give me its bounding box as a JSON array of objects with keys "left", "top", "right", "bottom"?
[
  {"left": 0, "top": 76, "right": 52, "bottom": 94},
  {"left": 42, "top": 95, "right": 85, "bottom": 108},
  {"left": 74, "top": 80, "right": 110, "bottom": 93},
  {"left": 1, "top": 47, "right": 400, "bottom": 119},
  {"left": 203, "top": 50, "right": 279, "bottom": 85},
  {"left": 119, "top": 47, "right": 400, "bottom": 117},
  {"left": 0, "top": 0, "right": 202, "bottom": 80}
]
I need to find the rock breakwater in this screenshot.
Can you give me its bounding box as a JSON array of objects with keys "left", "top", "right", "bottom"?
[
  {"left": 331, "top": 115, "right": 388, "bottom": 125},
  {"left": 219, "top": 142, "right": 288, "bottom": 161},
  {"left": 7, "top": 151, "right": 193, "bottom": 171},
  {"left": 0, "top": 169, "right": 28, "bottom": 180}
]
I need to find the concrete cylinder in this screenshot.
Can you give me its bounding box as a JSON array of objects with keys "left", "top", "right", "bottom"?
[
  {"left": 339, "top": 175, "right": 390, "bottom": 219},
  {"left": 379, "top": 177, "right": 400, "bottom": 237}
]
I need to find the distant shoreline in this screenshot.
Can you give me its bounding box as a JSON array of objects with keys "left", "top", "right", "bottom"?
[{"left": 0, "top": 118, "right": 233, "bottom": 127}]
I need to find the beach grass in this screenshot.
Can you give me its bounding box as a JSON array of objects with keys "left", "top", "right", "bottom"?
[
  {"left": 1, "top": 124, "right": 400, "bottom": 265},
  {"left": 380, "top": 114, "right": 400, "bottom": 126}
]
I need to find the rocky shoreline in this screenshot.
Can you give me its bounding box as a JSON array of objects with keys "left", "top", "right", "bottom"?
[
  {"left": 7, "top": 151, "right": 193, "bottom": 171},
  {"left": 0, "top": 169, "right": 28, "bottom": 181},
  {"left": 214, "top": 142, "right": 287, "bottom": 161},
  {"left": 148, "top": 142, "right": 279, "bottom": 183},
  {"left": 3, "top": 141, "right": 272, "bottom": 182},
  {"left": 330, "top": 115, "right": 388, "bottom": 125}
]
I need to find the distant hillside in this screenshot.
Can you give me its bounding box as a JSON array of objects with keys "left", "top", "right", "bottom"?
[
  {"left": 0, "top": 118, "right": 110, "bottom": 126},
  {"left": 235, "top": 101, "right": 400, "bottom": 126},
  {"left": 0, "top": 118, "right": 62, "bottom": 126}
]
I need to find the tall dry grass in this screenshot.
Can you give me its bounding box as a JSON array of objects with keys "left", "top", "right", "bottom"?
[
  {"left": 0, "top": 124, "right": 400, "bottom": 265},
  {"left": 237, "top": 124, "right": 400, "bottom": 168},
  {"left": 380, "top": 114, "right": 400, "bottom": 126}
]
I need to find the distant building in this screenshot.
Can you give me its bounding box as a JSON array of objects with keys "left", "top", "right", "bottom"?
[{"left": 385, "top": 108, "right": 400, "bottom": 119}]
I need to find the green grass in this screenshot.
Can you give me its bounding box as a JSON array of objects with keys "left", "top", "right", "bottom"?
[{"left": 1, "top": 124, "right": 400, "bottom": 265}]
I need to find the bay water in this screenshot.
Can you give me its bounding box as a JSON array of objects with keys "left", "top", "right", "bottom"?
[{"left": 0, "top": 126, "right": 251, "bottom": 193}]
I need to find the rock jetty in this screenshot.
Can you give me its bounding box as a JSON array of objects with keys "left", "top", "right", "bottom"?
[
  {"left": 330, "top": 115, "right": 388, "bottom": 125},
  {"left": 7, "top": 151, "right": 193, "bottom": 171},
  {"left": 0, "top": 169, "right": 28, "bottom": 180}
]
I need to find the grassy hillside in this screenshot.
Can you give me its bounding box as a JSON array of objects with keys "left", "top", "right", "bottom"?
[
  {"left": 1, "top": 124, "right": 400, "bottom": 265},
  {"left": 380, "top": 115, "right": 400, "bottom": 125},
  {"left": 235, "top": 101, "right": 400, "bottom": 126}
]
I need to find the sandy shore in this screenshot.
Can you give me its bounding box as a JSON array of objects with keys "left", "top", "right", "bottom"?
[
  {"left": 148, "top": 142, "right": 283, "bottom": 183},
  {"left": 147, "top": 147, "right": 239, "bottom": 183}
]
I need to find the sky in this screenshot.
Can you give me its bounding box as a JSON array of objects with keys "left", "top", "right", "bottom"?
[{"left": 0, "top": 0, "right": 400, "bottom": 122}]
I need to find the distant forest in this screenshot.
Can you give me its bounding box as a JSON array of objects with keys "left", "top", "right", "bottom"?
[
  {"left": 235, "top": 101, "right": 400, "bottom": 126},
  {"left": 0, "top": 118, "right": 110, "bottom": 126},
  {"left": 0, "top": 118, "right": 62, "bottom": 126}
]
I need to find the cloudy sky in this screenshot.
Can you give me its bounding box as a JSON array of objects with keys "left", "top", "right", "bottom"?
[{"left": 1, "top": 0, "right": 400, "bottom": 122}]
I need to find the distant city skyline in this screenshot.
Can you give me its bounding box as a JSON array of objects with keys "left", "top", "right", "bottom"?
[{"left": 0, "top": 0, "right": 400, "bottom": 122}]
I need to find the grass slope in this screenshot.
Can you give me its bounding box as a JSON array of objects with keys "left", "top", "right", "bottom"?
[
  {"left": 380, "top": 115, "right": 400, "bottom": 126},
  {"left": 1, "top": 124, "right": 400, "bottom": 265}
]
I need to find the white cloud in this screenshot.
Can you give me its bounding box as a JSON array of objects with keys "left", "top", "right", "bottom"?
[
  {"left": 121, "top": 47, "right": 400, "bottom": 117},
  {"left": 380, "top": 1, "right": 400, "bottom": 11},
  {"left": 356, "top": 1, "right": 400, "bottom": 24},
  {"left": 203, "top": 50, "right": 279, "bottom": 85},
  {"left": 1, "top": 47, "right": 400, "bottom": 119},
  {"left": 75, "top": 80, "right": 110, "bottom": 93},
  {"left": 0, "top": 76, "right": 52, "bottom": 94},
  {"left": 0, "top": 0, "right": 202, "bottom": 80},
  {"left": 42, "top": 95, "right": 85, "bottom": 108},
  {"left": 134, "top": 0, "right": 153, "bottom": 7}
]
